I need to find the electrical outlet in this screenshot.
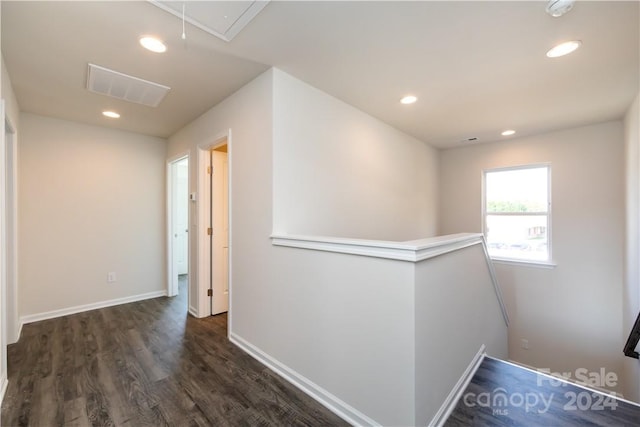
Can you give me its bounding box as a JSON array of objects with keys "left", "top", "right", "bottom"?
[
  {"left": 108, "top": 272, "right": 117, "bottom": 283},
  {"left": 521, "top": 339, "right": 529, "bottom": 350}
]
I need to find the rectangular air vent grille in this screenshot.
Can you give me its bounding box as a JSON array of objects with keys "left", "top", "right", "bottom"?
[{"left": 86, "top": 63, "right": 170, "bottom": 107}]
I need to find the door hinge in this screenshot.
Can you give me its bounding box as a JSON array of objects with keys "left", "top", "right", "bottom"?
[
  {"left": 207, "top": 227, "right": 212, "bottom": 236},
  {"left": 207, "top": 289, "right": 213, "bottom": 297},
  {"left": 207, "top": 166, "right": 212, "bottom": 174}
]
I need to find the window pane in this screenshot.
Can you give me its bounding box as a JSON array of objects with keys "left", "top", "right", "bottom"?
[
  {"left": 486, "top": 215, "right": 548, "bottom": 261},
  {"left": 486, "top": 167, "right": 548, "bottom": 213}
]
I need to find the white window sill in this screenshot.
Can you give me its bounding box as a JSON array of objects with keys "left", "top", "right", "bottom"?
[{"left": 490, "top": 257, "right": 557, "bottom": 269}]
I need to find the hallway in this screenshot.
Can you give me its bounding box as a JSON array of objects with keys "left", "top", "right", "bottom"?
[{"left": 1, "top": 290, "right": 347, "bottom": 426}]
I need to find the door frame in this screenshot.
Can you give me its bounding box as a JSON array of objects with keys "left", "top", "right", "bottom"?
[
  {"left": 4, "top": 112, "right": 18, "bottom": 345},
  {"left": 0, "top": 99, "right": 18, "bottom": 388},
  {"left": 166, "top": 151, "right": 190, "bottom": 301},
  {"left": 196, "top": 130, "right": 232, "bottom": 318}
]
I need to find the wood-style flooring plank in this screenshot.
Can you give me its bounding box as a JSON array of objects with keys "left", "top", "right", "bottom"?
[
  {"left": 2, "top": 278, "right": 348, "bottom": 427},
  {"left": 64, "top": 397, "right": 90, "bottom": 427},
  {"left": 445, "top": 356, "right": 640, "bottom": 426}
]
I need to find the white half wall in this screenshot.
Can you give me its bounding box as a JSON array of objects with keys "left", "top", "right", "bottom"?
[
  {"left": 415, "top": 243, "right": 508, "bottom": 425},
  {"left": 440, "top": 121, "right": 626, "bottom": 394},
  {"left": 624, "top": 92, "right": 640, "bottom": 402},
  {"left": 18, "top": 113, "right": 167, "bottom": 317},
  {"left": 272, "top": 69, "right": 438, "bottom": 241}
]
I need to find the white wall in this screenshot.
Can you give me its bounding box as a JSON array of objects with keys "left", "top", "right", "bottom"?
[
  {"left": 167, "top": 68, "right": 448, "bottom": 425},
  {"left": 167, "top": 69, "right": 274, "bottom": 317},
  {"left": 273, "top": 69, "right": 438, "bottom": 241},
  {"left": 440, "top": 121, "right": 626, "bottom": 394},
  {"left": 624, "top": 93, "right": 640, "bottom": 402},
  {"left": 18, "top": 113, "right": 167, "bottom": 317}
]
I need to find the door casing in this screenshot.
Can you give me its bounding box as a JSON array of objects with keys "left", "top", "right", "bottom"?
[
  {"left": 196, "top": 131, "right": 232, "bottom": 320},
  {"left": 166, "top": 152, "right": 190, "bottom": 300}
]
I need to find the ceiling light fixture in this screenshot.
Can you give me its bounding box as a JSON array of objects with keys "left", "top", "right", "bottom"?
[
  {"left": 501, "top": 129, "right": 516, "bottom": 136},
  {"left": 546, "top": 40, "right": 581, "bottom": 58},
  {"left": 545, "top": 0, "right": 575, "bottom": 18},
  {"left": 102, "top": 111, "right": 120, "bottom": 119},
  {"left": 139, "top": 36, "right": 167, "bottom": 53},
  {"left": 400, "top": 95, "right": 417, "bottom": 105}
]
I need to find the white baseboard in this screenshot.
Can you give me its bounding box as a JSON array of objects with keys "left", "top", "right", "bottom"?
[
  {"left": 503, "top": 357, "right": 640, "bottom": 408},
  {"left": 14, "top": 321, "right": 23, "bottom": 344},
  {"left": 229, "top": 332, "right": 380, "bottom": 427},
  {"left": 188, "top": 305, "right": 199, "bottom": 317},
  {"left": 19, "top": 290, "right": 167, "bottom": 325},
  {"left": 429, "top": 344, "right": 486, "bottom": 427},
  {"left": 0, "top": 375, "right": 8, "bottom": 404}
]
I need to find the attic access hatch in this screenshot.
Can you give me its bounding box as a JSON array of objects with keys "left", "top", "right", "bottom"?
[
  {"left": 86, "top": 64, "right": 170, "bottom": 107},
  {"left": 149, "top": 0, "right": 270, "bottom": 42}
]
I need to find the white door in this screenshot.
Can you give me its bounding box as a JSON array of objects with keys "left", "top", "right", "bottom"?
[
  {"left": 175, "top": 159, "right": 189, "bottom": 275},
  {"left": 211, "top": 149, "right": 229, "bottom": 315}
]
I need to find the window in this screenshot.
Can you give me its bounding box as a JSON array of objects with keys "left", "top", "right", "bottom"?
[{"left": 483, "top": 165, "right": 551, "bottom": 263}]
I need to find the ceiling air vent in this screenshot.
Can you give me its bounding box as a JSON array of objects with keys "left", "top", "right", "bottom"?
[{"left": 86, "top": 63, "right": 170, "bottom": 107}]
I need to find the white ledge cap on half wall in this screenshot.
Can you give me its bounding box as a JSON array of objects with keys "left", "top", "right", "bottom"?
[{"left": 270, "top": 232, "right": 484, "bottom": 262}]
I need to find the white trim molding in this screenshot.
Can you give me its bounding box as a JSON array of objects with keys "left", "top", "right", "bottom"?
[
  {"left": 271, "top": 232, "right": 483, "bottom": 262},
  {"left": 229, "top": 332, "right": 381, "bottom": 427},
  {"left": 429, "top": 345, "right": 486, "bottom": 427},
  {"left": 16, "top": 322, "right": 23, "bottom": 343},
  {"left": 492, "top": 258, "right": 557, "bottom": 269},
  {"left": 166, "top": 151, "right": 191, "bottom": 299},
  {"left": 188, "top": 306, "right": 199, "bottom": 318},
  {"left": 196, "top": 132, "right": 231, "bottom": 319},
  {"left": 20, "top": 290, "right": 167, "bottom": 325},
  {"left": 0, "top": 374, "right": 7, "bottom": 405},
  {"left": 504, "top": 357, "right": 640, "bottom": 407}
]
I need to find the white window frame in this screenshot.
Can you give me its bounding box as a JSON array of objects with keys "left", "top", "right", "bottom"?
[{"left": 482, "top": 163, "right": 555, "bottom": 268}]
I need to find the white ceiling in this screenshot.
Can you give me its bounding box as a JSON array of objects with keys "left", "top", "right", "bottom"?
[{"left": 2, "top": 1, "right": 638, "bottom": 149}]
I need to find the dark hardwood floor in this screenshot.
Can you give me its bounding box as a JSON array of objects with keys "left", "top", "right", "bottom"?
[
  {"left": 445, "top": 356, "right": 640, "bottom": 426},
  {"left": 1, "top": 278, "right": 348, "bottom": 426}
]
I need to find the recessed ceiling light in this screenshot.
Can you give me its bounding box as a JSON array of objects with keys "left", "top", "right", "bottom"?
[
  {"left": 400, "top": 95, "right": 417, "bottom": 105},
  {"left": 139, "top": 36, "right": 167, "bottom": 53},
  {"left": 546, "top": 40, "right": 581, "bottom": 58},
  {"left": 501, "top": 129, "right": 516, "bottom": 136},
  {"left": 102, "top": 111, "right": 120, "bottom": 119}
]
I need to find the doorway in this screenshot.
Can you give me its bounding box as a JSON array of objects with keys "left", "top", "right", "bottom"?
[
  {"left": 168, "top": 154, "right": 190, "bottom": 307},
  {"left": 209, "top": 144, "right": 229, "bottom": 315},
  {"left": 196, "top": 135, "right": 231, "bottom": 318}
]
